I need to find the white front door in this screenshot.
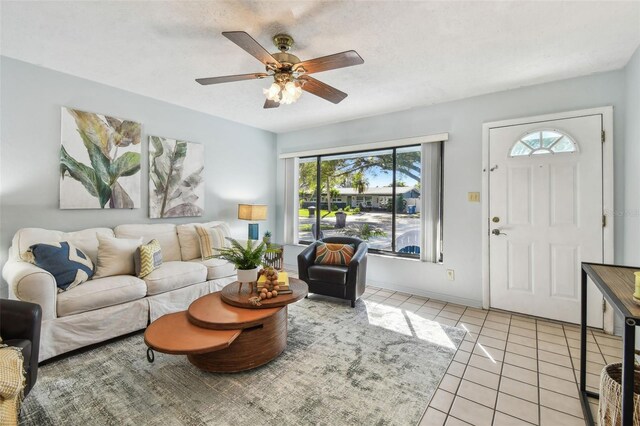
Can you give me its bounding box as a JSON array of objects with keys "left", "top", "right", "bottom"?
[{"left": 489, "top": 114, "right": 604, "bottom": 326}]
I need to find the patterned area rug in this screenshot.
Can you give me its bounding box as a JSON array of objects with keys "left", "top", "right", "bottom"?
[{"left": 20, "top": 297, "right": 465, "bottom": 426}]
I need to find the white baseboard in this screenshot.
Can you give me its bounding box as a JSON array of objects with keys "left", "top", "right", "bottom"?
[
  {"left": 366, "top": 279, "right": 483, "bottom": 308},
  {"left": 284, "top": 263, "right": 483, "bottom": 309}
]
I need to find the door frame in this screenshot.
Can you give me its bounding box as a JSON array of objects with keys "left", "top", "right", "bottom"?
[{"left": 481, "top": 107, "right": 614, "bottom": 329}]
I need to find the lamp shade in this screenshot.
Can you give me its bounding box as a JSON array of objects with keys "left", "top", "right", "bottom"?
[{"left": 238, "top": 204, "right": 267, "bottom": 221}]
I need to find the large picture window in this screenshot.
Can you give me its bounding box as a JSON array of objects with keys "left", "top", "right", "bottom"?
[{"left": 295, "top": 143, "right": 442, "bottom": 260}]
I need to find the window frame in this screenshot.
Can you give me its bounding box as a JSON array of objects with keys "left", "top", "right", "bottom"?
[
  {"left": 297, "top": 144, "right": 428, "bottom": 260},
  {"left": 509, "top": 128, "right": 579, "bottom": 158}
]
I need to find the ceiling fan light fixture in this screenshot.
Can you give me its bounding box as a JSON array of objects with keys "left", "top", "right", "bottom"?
[
  {"left": 264, "top": 79, "right": 303, "bottom": 105},
  {"left": 263, "top": 82, "right": 281, "bottom": 101}
]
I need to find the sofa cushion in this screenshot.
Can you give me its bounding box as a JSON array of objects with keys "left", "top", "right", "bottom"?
[
  {"left": 134, "top": 239, "right": 163, "bottom": 278},
  {"left": 93, "top": 235, "right": 143, "bottom": 279},
  {"left": 13, "top": 227, "right": 114, "bottom": 264},
  {"left": 308, "top": 265, "right": 349, "bottom": 285},
  {"left": 177, "top": 221, "right": 231, "bottom": 261},
  {"left": 27, "top": 242, "right": 94, "bottom": 291},
  {"left": 114, "top": 224, "right": 181, "bottom": 261},
  {"left": 315, "top": 243, "right": 355, "bottom": 266},
  {"left": 190, "top": 258, "right": 236, "bottom": 280},
  {"left": 195, "top": 224, "right": 227, "bottom": 260},
  {"left": 57, "top": 275, "right": 147, "bottom": 317},
  {"left": 143, "top": 261, "right": 207, "bottom": 296}
]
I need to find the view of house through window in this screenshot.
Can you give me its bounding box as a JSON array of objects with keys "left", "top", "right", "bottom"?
[{"left": 297, "top": 145, "right": 423, "bottom": 256}]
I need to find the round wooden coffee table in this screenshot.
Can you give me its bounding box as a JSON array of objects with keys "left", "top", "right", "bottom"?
[{"left": 144, "top": 278, "right": 308, "bottom": 373}]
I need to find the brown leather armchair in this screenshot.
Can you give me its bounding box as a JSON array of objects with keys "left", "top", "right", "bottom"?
[
  {"left": 297, "top": 237, "right": 368, "bottom": 307},
  {"left": 0, "top": 299, "right": 42, "bottom": 395}
]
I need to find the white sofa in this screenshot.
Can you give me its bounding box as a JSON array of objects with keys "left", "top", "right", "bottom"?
[{"left": 2, "top": 221, "right": 237, "bottom": 362}]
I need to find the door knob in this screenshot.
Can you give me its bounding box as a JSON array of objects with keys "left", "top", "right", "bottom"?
[
  {"left": 492, "top": 217, "right": 500, "bottom": 223},
  {"left": 491, "top": 229, "right": 507, "bottom": 236}
]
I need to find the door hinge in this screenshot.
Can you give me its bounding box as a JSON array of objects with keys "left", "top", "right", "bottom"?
[
  {"left": 602, "top": 214, "right": 607, "bottom": 228},
  {"left": 602, "top": 299, "right": 607, "bottom": 312},
  {"left": 601, "top": 130, "right": 605, "bottom": 143}
]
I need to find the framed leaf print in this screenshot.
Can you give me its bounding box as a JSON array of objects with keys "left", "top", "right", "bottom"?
[
  {"left": 60, "top": 107, "right": 141, "bottom": 209},
  {"left": 148, "top": 136, "right": 204, "bottom": 218}
]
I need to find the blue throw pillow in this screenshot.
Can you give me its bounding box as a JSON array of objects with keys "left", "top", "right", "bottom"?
[{"left": 27, "top": 242, "right": 94, "bottom": 291}]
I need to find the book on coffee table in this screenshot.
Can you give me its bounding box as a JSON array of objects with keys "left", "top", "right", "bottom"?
[{"left": 257, "top": 271, "right": 292, "bottom": 293}]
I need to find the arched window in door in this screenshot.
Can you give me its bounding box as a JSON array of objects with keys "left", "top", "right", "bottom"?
[{"left": 509, "top": 130, "right": 578, "bottom": 157}]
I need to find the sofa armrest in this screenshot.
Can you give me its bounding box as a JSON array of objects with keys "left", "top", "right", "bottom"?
[
  {"left": 297, "top": 244, "right": 316, "bottom": 281},
  {"left": 2, "top": 260, "right": 57, "bottom": 320}
]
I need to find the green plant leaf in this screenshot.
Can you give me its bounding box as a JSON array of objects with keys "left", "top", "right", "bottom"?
[
  {"left": 77, "top": 128, "right": 111, "bottom": 185},
  {"left": 213, "top": 238, "right": 268, "bottom": 269},
  {"left": 60, "top": 146, "right": 111, "bottom": 208},
  {"left": 60, "top": 146, "right": 99, "bottom": 197},
  {"left": 109, "top": 152, "right": 140, "bottom": 184}
]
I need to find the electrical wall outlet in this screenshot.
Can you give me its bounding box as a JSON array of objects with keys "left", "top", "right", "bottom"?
[
  {"left": 468, "top": 192, "right": 480, "bottom": 202},
  {"left": 446, "top": 269, "right": 455, "bottom": 281}
]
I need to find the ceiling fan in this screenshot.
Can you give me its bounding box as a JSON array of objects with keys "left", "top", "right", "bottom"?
[{"left": 196, "top": 31, "right": 364, "bottom": 109}]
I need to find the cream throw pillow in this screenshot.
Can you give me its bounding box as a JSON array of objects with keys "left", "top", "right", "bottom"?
[
  {"left": 195, "top": 225, "right": 228, "bottom": 260},
  {"left": 93, "top": 234, "right": 143, "bottom": 278}
]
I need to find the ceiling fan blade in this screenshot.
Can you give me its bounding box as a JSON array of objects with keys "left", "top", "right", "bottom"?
[
  {"left": 222, "top": 31, "right": 281, "bottom": 67},
  {"left": 295, "top": 50, "right": 364, "bottom": 74},
  {"left": 195, "top": 73, "right": 268, "bottom": 85},
  {"left": 264, "top": 99, "right": 280, "bottom": 109},
  {"left": 299, "top": 76, "right": 348, "bottom": 104}
]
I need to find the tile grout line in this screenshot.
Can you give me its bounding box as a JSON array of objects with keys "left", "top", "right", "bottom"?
[
  {"left": 433, "top": 304, "right": 491, "bottom": 425},
  {"left": 462, "top": 305, "right": 498, "bottom": 425},
  {"left": 564, "top": 324, "right": 602, "bottom": 400},
  {"left": 493, "top": 313, "right": 532, "bottom": 425},
  {"left": 564, "top": 323, "right": 589, "bottom": 407},
  {"left": 431, "top": 303, "right": 472, "bottom": 425}
]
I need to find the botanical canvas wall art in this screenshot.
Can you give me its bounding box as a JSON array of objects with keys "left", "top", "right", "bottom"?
[
  {"left": 149, "top": 136, "right": 204, "bottom": 218},
  {"left": 60, "top": 108, "right": 141, "bottom": 209}
]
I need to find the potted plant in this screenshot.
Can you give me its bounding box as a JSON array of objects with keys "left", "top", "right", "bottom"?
[
  {"left": 213, "top": 238, "right": 268, "bottom": 283},
  {"left": 263, "top": 230, "right": 272, "bottom": 245}
]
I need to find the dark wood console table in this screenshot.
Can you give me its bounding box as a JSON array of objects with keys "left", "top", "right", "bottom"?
[{"left": 580, "top": 263, "right": 640, "bottom": 426}]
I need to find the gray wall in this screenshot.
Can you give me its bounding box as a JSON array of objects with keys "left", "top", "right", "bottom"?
[
  {"left": 276, "top": 69, "right": 627, "bottom": 306},
  {"left": 0, "top": 57, "right": 277, "bottom": 296},
  {"left": 624, "top": 46, "right": 640, "bottom": 265}
]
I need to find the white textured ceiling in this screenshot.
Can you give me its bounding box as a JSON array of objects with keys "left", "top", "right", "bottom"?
[{"left": 2, "top": 1, "right": 639, "bottom": 133}]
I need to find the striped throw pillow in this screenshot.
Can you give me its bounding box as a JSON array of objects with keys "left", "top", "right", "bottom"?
[
  {"left": 314, "top": 243, "right": 355, "bottom": 266},
  {"left": 134, "top": 239, "right": 163, "bottom": 278},
  {"left": 195, "top": 225, "right": 227, "bottom": 260}
]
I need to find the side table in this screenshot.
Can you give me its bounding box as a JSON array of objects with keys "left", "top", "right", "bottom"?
[
  {"left": 580, "top": 262, "right": 640, "bottom": 426},
  {"left": 263, "top": 243, "right": 284, "bottom": 270}
]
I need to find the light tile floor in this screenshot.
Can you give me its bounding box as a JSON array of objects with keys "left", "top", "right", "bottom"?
[{"left": 359, "top": 285, "right": 622, "bottom": 426}]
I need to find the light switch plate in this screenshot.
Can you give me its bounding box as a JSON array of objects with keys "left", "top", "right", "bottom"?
[
  {"left": 447, "top": 269, "right": 455, "bottom": 281},
  {"left": 468, "top": 192, "right": 480, "bottom": 202}
]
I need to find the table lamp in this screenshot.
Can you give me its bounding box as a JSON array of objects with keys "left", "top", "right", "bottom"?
[{"left": 238, "top": 204, "right": 267, "bottom": 240}]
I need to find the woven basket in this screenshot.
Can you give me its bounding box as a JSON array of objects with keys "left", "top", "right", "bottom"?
[{"left": 599, "top": 355, "right": 640, "bottom": 425}]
